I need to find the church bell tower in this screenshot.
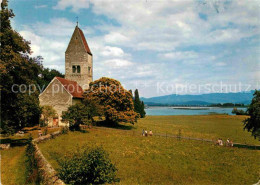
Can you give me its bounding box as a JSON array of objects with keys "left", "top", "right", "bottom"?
[{"left": 65, "top": 25, "right": 93, "bottom": 89}]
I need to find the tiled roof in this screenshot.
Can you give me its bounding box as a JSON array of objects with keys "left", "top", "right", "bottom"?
[
  {"left": 78, "top": 27, "right": 92, "bottom": 55},
  {"left": 56, "top": 77, "right": 84, "bottom": 98}
]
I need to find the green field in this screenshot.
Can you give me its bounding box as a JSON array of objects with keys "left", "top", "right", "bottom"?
[
  {"left": 0, "top": 127, "right": 60, "bottom": 185},
  {"left": 38, "top": 115, "right": 260, "bottom": 185},
  {"left": 1, "top": 147, "right": 27, "bottom": 185}
]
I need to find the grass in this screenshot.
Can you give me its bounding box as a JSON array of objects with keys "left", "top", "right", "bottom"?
[
  {"left": 0, "top": 126, "right": 61, "bottom": 185},
  {"left": 0, "top": 126, "right": 61, "bottom": 141},
  {"left": 136, "top": 115, "right": 259, "bottom": 145},
  {"left": 38, "top": 115, "right": 260, "bottom": 185},
  {"left": 1, "top": 147, "right": 27, "bottom": 185}
]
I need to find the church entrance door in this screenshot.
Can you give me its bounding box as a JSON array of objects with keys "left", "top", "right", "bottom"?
[{"left": 53, "top": 117, "right": 59, "bottom": 127}]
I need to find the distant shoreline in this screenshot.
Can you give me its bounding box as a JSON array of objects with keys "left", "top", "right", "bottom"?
[
  {"left": 145, "top": 105, "right": 248, "bottom": 110},
  {"left": 145, "top": 106, "right": 247, "bottom": 109},
  {"left": 171, "top": 107, "right": 212, "bottom": 110}
]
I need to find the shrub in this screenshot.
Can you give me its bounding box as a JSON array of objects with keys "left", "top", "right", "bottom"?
[
  {"left": 41, "top": 105, "right": 57, "bottom": 126},
  {"left": 62, "top": 103, "right": 93, "bottom": 131},
  {"left": 232, "top": 108, "right": 247, "bottom": 115},
  {"left": 58, "top": 146, "right": 119, "bottom": 185},
  {"left": 61, "top": 126, "right": 69, "bottom": 134},
  {"left": 25, "top": 137, "right": 40, "bottom": 183}
]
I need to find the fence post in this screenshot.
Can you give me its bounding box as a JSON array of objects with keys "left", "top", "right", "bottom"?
[{"left": 178, "top": 129, "right": 181, "bottom": 141}]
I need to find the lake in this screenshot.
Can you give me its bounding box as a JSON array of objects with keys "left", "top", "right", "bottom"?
[{"left": 145, "top": 107, "right": 247, "bottom": 116}]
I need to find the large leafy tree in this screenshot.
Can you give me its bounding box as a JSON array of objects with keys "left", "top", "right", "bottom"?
[
  {"left": 0, "top": 0, "right": 64, "bottom": 134},
  {"left": 0, "top": 0, "right": 43, "bottom": 133},
  {"left": 84, "top": 77, "right": 139, "bottom": 125},
  {"left": 243, "top": 90, "right": 260, "bottom": 140}
]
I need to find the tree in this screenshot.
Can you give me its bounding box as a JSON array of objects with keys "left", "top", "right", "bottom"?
[
  {"left": 133, "top": 89, "right": 146, "bottom": 118},
  {"left": 62, "top": 103, "right": 89, "bottom": 130},
  {"left": 58, "top": 146, "right": 119, "bottom": 185},
  {"left": 232, "top": 108, "right": 247, "bottom": 115},
  {"left": 84, "top": 77, "right": 139, "bottom": 125},
  {"left": 140, "top": 101, "right": 146, "bottom": 118},
  {"left": 41, "top": 105, "right": 57, "bottom": 126},
  {"left": 62, "top": 102, "right": 101, "bottom": 130},
  {"left": 134, "top": 89, "right": 141, "bottom": 112},
  {"left": 243, "top": 90, "right": 260, "bottom": 140},
  {"left": 38, "top": 68, "right": 64, "bottom": 91},
  {"left": 0, "top": 0, "right": 42, "bottom": 133},
  {"left": 0, "top": 1, "right": 63, "bottom": 134},
  {"left": 129, "top": 89, "right": 133, "bottom": 98}
]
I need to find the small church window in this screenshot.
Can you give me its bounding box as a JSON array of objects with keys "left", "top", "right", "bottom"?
[
  {"left": 72, "top": 65, "right": 80, "bottom": 73},
  {"left": 88, "top": 67, "right": 91, "bottom": 75},
  {"left": 77, "top": 66, "right": 81, "bottom": 73},
  {"left": 72, "top": 65, "right": 76, "bottom": 73}
]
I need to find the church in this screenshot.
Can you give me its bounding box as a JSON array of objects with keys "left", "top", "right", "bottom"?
[{"left": 39, "top": 25, "right": 93, "bottom": 127}]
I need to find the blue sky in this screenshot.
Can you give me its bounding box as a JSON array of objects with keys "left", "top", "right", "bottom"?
[{"left": 8, "top": 0, "right": 260, "bottom": 97}]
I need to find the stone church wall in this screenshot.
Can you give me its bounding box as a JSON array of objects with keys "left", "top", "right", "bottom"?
[{"left": 39, "top": 78, "right": 72, "bottom": 127}]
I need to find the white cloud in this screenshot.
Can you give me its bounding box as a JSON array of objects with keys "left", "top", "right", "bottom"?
[
  {"left": 104, "top": 32, "right": 129, "bottom": 44},
  {"left": 215, "top": 62, "right": 227, "bottom": 67},
  {"left": 89, "top": 0, "right": 260, "bottom": 51},
  {"left": 20, "top": 30, "right": 65, "bottom": 64},
  {"left": 101, "top": 46, "right": 126, "bottom": 57},
  {"left": 159, "top": 51, "right": 198, "bottom": 60},
  {"left": 104, "top": 59, "right": 133, "bottom": 68},
  {"left": 53, "top": 0, "right": 90, "bottom": 12},
  {"left": 18, "top": 0, "right": 260, "bottom": 96},
  {"left": 18, "top": 18, "right": 75, "bottom": 72},
  {"left": 31, "top": 18, "right": 75, "bottom": 37},
  {"left": 34, "top": 5, "right": 47, "bottom": 9}
]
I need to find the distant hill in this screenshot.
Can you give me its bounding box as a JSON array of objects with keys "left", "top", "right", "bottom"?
[{"left": 141, "top": 91, "right": 255, "bottom": 106}]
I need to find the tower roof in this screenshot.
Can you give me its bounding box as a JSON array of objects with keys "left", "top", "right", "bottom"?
[
  {"left": 77, "top": 26, "right": 92, "bottom": 55},
  {"left": 66, "top": 26, "right": 92, "bottom": 55}
]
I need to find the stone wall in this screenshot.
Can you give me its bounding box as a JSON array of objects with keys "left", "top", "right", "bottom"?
[
  {"left": 39, "top": 78, "right": 72, "bottom": 127},
  {"left": 33, "top": 131, "right": 65, "bottom": 185}
]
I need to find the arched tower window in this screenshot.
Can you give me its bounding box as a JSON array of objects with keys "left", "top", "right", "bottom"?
[
  {"left": 72, "top": 65, "right": 76, "bottom": 73},
  {"left": 72, "top": 65, "right": 80, "bottom": 73},
  {"left": 77, "top": 66, "right": 81, "bottom": 73}
]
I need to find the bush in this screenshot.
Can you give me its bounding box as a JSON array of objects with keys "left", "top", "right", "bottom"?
[
  {"left": 62, "top": 103, "right": 91, "bottom": 131},
  {"left": 58, "top": 146, "right": 119, "bottom": 185},
  {"left": 61, "top": 126, "right": 69, "bottom": 134},
  {"left": 232, "top": 108, "right": 247, "bottom": 115},
  {"left": 25, "top": 137, "right": 40, "bottom": 183}
]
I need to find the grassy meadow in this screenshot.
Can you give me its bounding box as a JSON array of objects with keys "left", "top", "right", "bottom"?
[
  {"left": 0, "top": 126, "right": 60, "bottom": 185},
  {"left": 38, "top": 115, "right": 260, "bottom": 185},
  {"left": 1, "top": 147, "right": 27, "bottom": 185}
]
